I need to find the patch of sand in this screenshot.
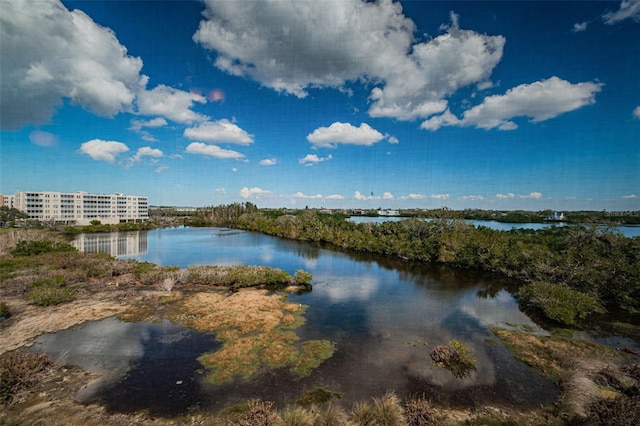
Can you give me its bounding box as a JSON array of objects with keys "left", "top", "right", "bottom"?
[{"left": 0, "top": 294, "right": 131, "bottom": 355}]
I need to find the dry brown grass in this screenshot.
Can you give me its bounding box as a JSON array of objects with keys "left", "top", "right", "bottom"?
[
  {"left": 492, "top": 328, "right": 619, "bottom": 380},
  {"left": 492, "top": 328, "right": 636, "bottom": 423},
  {"left": 0, "top": 351, "right": 54, "bottom": 405}
]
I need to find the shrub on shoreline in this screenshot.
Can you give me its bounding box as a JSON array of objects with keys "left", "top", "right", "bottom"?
[
  {"left": 10, "top": 240, "right": 76, "bottom": 257},
  {"left": 518, "top": 281, "right": 605, "bottom": 326},
  {"left": 27, "top": 275, "right": 75, "bottom": 306},
  {"left": 185, "top": 265, "right": 310, "bottom": 289}
]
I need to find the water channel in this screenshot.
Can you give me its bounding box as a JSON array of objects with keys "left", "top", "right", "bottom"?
[{"left": 35, "top": 226, "right": 601, "bottom": 415}]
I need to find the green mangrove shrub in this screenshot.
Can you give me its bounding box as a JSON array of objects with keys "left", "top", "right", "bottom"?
[
  {"left": 518, "top": 281, "right": 605, "bottom": 325},
  {"left": 10, "top": 240, "right": 76, "bottom": 257},
  {"left": 293, "top": 269, "right": 313, "bottom": 286},
  {"left": 28, "top": 275, "right": 75, "bottom": 306},
  {"left": 0, "top": 301, "right": 9, "bottom": 319},
  {"left": 186, "top": 265, "right": 311, "bottom": 289},
  {"left": 431, "top": 339, "right": 477, "bottom": 378}
]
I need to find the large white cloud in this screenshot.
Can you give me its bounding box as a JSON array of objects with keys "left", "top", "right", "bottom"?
[
  {"left": 136, "top": 85, "right": 208, "bottom": 124},
  {"left": 79, "top": 139, "right": 130, "bottom": 163},
  {"left": 421, "top": 77, "right": 603, "bottom": 131},
  {"left": 194, "top": 1, "right": 504, "bottom": 121},
  {"left": 184, "top": 119, "right": 254, "bottom": 145},
  {"left": 0, "top": 0, "right": 143, "bottom": 129},
  {"left": 603, "top": 0, "right": 640, "bottom": 25},
  {"left": 307, "top": 122, "right": 386, "bottom": 148},
  {"left": 185, "top": 142, "right": 245, "bottom": 159},
  {"left": 0, "top": 0, "right": 207, "bottom": 130}
]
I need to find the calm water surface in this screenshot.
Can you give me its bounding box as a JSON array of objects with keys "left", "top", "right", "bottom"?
[{"left": 58, "top": 227, "right": 564, "bottom": 415}]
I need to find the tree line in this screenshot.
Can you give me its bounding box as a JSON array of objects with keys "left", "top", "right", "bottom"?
[{"left": 190, "top": 206, "right": 640, "bottom": 319}]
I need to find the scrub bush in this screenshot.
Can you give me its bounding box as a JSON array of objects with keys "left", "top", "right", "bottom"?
[
  {"left": 10, "top": 240, "right": 76, "bottom": 257},
  {"left": 0, "top": 351, "right": 53, "bottom": 405},
  {"left": 0, "top": 301, "right": 9, "bottom": 319},
  {"left": 28, "top": 275, "right": 75, "bottom": 306},
  {"left": 239, "top": 400, "right": 279, "bottom": 426},
  {"left": 431, "top": 340, "right": 477, "bottom": 379},
  {"left": 405, "top": 397, "right": 439, "bottom": 426},
  {"left": 276, "top": 406, "right": 317, "bottom": 425},
  {"left": 293, "top": 270, "right": 313, "bottom": 286},
  {"left": 518, "top": 281, "right": 605, "bottom": 325},
  {"left": 315, "top": 403, "right": 349, "bottom": 425},
  {"left": 351, "top": 392, "right": 406, "bottom": 425}
]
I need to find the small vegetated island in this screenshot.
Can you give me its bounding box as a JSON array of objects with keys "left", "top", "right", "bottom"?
[{"left": 1, "top": 205, "right": 639, "bottom": 425}]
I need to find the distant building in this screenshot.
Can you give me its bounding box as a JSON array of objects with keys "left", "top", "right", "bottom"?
[
  {"left": 0, "top": 194, "right": 15, "bottom": 208},
  {"left": 546, "top": 211, "right": 565, "bottom": 221},
  {"left": 378, "top": 209, "right": 400, "bottom": 216},
  {"left": 12, "top": 191, "right": 148, "bottom": 225}
]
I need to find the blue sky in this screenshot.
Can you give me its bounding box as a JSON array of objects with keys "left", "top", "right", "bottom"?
[{"left": 1, "top": 0, "right": 638, "bottom": 210}]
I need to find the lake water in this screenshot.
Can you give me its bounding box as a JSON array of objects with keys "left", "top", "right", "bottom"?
[{"left": 49, "top": 227, "right": 568, "bottom": 414}]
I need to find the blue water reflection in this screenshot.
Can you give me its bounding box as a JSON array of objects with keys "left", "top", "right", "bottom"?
[{"left": 67, "top": 227, "right": 558, "bottom": 413}]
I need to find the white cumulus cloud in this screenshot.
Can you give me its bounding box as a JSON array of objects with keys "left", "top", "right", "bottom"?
[
  {"left": 129, "top": 117, "right": 168, "bottom": 142},
  {"left": 0, "top": 0, "right": 143, "bottom": 129},
  {"left": 79, "top": 139, "right": 130, "bottom": 163},
  {"left": 421, "top": 77, "right": 603, "bottom": 131},
  {"left": 133, "top": 146, "right": 163, "bottom": 162},
  {"left": 194, "top": 2, "right": 504, "bottom": 121},
  {"left": 459, "top": 195, "right": 485, "bottom": 201},
  {"left": 495, "top": 193, "right": 515, "bottom": 199},
  {"left": 622, "top": 194, "right": 638, "bottom": 199},
  {"left": 354, "top": 191, "right": 381, "bottom": 201},
  {"left": 136, "top": 85, "right": 208, "bottom": 124},
  {"left": 571, "top": 22, "right": 588, "bottom": 32},
  {"left": 307, "top": 122, "right": 386, "bottom": 148},
  {"left": 292, "top": 192, "right": 323, "bottom": 199},
  {"left": 633, "top": 106, "right": 640, "bottom": 119},
  {"left": 184, "top": 119, "right": 254, "bottom": 145},
  {"left": 129, "top": 117, "right": 168, "bottom": 132},
  {"left": 520, "top": 192, "right": 543, "bottom": 199},
  {"left": 0, "top": 0, "right": 208, "bottom": 130},
  {"left": 259, "top": 158, "right": 277, "bottom": 166},
  {"left": 185, "top": 142, "right": 245, "bottom": 159},
  {"left": 603, "top": 0, "right": 640, "bottom": 25},
  {"left": 240, "top": 187, "right": 271, "bottom": 199},
  {"left": 326, "top": 194, "right": 346, "bottom": 200},
  {"left": 299, "top": 154, "right": 333, "bottom": 166}
]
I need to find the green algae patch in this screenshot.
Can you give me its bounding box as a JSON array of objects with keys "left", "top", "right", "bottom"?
[
  {"left": 297, "top": 387, "right": 343, "bottom": 406},
  {"left": 292, "top": 340, "right": 337, "bottom": 377},
  {"left": 177, "top": 289, "right": 335, "bottom": 384}
]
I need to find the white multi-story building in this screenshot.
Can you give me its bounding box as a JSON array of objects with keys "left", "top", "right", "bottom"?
[
  {"left": 12, "top": 191, "right": 148, "bottom": 225},
  {"left": 0, "top": 195, "right": 15, "bottom": 208}
]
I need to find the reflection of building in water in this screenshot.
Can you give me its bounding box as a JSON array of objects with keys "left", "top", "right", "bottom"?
[{"left": 73, "top": 231, "right": 148, "bottom": 256}]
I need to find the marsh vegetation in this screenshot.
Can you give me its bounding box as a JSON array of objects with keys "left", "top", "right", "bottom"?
[
  {"left": 1, "top": 226, "right": 639, "bottom": 425},
  {"left": 191, "top": 205, "right": 640, "bottom": 324}
]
